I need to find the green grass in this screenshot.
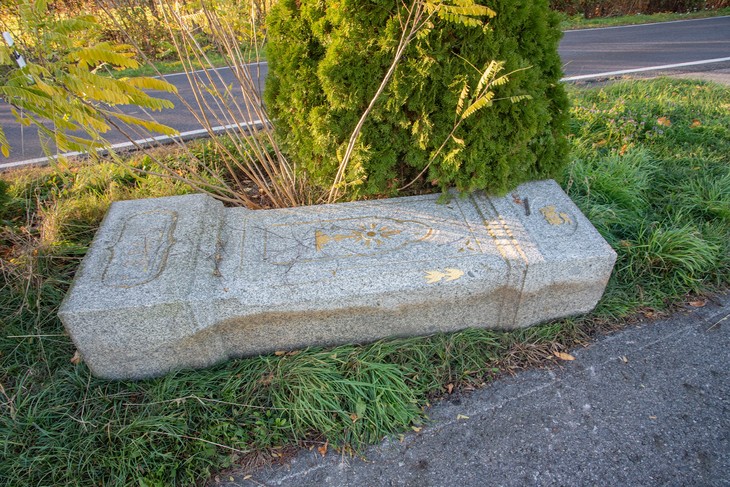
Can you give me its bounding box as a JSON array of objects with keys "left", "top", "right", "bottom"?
[
  {"left": 1, "top": 78, "right": 729, "bottom": 485},
  {"left": 559, "top": 7, "right": 730, "bottom": 30}
]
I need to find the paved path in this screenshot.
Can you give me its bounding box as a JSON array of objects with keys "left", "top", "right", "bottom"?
[
  {"left": 1, "top": 16, "right": 729, "bottom": 169},
  {"left": 221, "top": 293, "right": 730, "bottom": 486}
]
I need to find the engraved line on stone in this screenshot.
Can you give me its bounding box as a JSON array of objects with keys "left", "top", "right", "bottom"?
[
  {"left": 499, "top": 215, "right": 531, "bottom": 329},
  {"left": 102, "top": 210, "right": 177, "bottom": 288},
  {"left": 476, "top": 195, "right": 529, "bottom": 328},
  {"left": 498, "top": 216, "right": 529, "bottom": 264},
  {"left": 454, "top": 196, "right": 490, "bottom": 253},
  {"left": 471, "top": 194, "right": 516, "bottom": 329},
  {"left": 540, "top": 205, "right": 572, "bottom": 226},
  {"left": 424, "top": 268, "right": 464, "bottom": 284},
  {"left": 263, "top": 217, "right": 435, "bottom": 265}
]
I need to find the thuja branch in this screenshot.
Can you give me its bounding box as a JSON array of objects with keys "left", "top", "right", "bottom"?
[{"left": 327, "top": 0, "right": 496, "bottom": 203}]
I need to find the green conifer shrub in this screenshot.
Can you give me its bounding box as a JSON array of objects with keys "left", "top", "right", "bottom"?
[{"left": 265, "top": 0, "right": 569, "bottom": 198}]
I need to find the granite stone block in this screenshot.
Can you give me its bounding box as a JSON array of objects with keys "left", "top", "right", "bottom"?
[{"left": 59, "top": 180, "right": 616, "bottom": 379}]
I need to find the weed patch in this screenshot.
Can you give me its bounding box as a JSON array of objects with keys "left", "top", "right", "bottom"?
[{"left": 558, "top": 7, "right": 730, "bottom": 30}]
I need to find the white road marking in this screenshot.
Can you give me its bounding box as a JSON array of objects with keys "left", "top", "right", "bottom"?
[
  {"left": 157, "top": 61, "right": 265, "bottom": 79},
  {"left": 561, "top": 56, "right": 730, "bottom": 81}
]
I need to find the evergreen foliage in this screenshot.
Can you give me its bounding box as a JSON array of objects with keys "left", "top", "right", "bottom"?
[{"left": 265, "top": 0, "right": 569, "bottom": 197}]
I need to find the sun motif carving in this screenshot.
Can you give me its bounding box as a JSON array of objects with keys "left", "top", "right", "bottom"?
[
  {"left": 315, "top": 222, "right": 402, "bottom": 251},
  {"left": 353, "top": 223, "right": 401, "bottom": 247}
]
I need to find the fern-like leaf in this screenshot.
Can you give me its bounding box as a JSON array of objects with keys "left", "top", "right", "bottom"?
[
  {"left": 0, "top": 125, "right": 9, "bottom": 157},
  {"left": 69, "top": 43, "right": 139, "bottom": 70},
  {"left": 509, "top": 94, "right": 532, "bottom": 103},
  {"left": 476, "top": 60, "right": 504, "bottom": 94},
  {"left": 456, "top": 80, "right": 469, "bottom": 116},
  {"left": 0, "top": 85, "right": 50, "bottom": 108},
  {"left": 460, "top": 92, "right": 495, "bottom": 120},
  {"left": 53, "top": 17, "right": 99, "bottom": 36},
  {"left": 124, "top": 77, "right": 179, "bottom": 94},
  {"left": 451, "top": 134, "right": 465, "bottom": 146},
  {"left": 109, "top": 112, "right": 179, "bottom": 137},
  {"left": 491, "top": 73, "right": 512, "bottom": 87}
]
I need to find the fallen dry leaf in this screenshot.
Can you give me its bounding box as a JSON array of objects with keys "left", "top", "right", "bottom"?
[
  {"left": 350, "top": 413, "right": 359, "bottom": 423},
  {"left": 690, "top": 119, "right": 701, "bottom": 128},
  {"left": 446, "top": 383, "right": 454, "bottom": 394},
  {"left": 657, "top": 116, "right": 671, "bottom": 127},
  {"left": 620, "top": 356, "right": 629, "bottom": 363},
  {"left": 243, "top": 475, "right": 252, "bottom": 480},
  {"left": 689, "top": 299, "right": 707, "bottom": 308},
  {"left": 274, "top": 351, "right": 286, "bottom": 356},
  {"left": 456, "top": 414, "right": 469, "bottom": 420},
  {"left": 649, "top": 415, "right": 657, "bottom": 420},
  {"left": 317, "top": 441, "right": 328, "bottom": 457},
  {"left": 70, "top": 350, "right": 82, "bottom": 365},
  {"left": 411, "top": 426, "right": 422, "bottom": 433},
  {"left": 553, "top": 351, "right": 575, "bottom": 361},
  {"left": 512, "top": 193, "right": 523, "bottom": 205}
]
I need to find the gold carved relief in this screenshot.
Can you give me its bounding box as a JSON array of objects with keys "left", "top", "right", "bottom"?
[
  {"left": 315, "top": 222, "right": 402, "bottom": 251},
  {"left": 424, "top": 268, "right": 464, "bottom": 284},
  {"left": 540, "top": 205, "right": 572, "bottom": 226}
]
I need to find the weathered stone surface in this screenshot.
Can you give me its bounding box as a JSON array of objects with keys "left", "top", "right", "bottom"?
[{"left": 59, "top": 180, "right": 616, "bottom": 379}]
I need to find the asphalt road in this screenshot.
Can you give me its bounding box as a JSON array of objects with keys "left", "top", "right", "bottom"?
[
  {"left": 561, "top": 15, "right": 730, "bottom": 79},
  {"left": 1, "top": 15, "right": 729, "bottom": 169},
  {"left": 225, "top": 292, "right": 730, "bottom": 487}
]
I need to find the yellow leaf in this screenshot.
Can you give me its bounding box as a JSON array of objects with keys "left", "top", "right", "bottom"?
[
  {"left": 690, "top": 119, "right": 701, "bottom": 128},
  {"left": 317, "top": 441, "right": 328, "bottom": 457},
  {"left": 124, "top": 76, "right": 178, "bottom": 94},
  {"left": 70, "top": 350, "right": 82, "bottom": 365},
  {"left": 657, "top": 116, "right": 671, "bottom": 127},
  {"left": 553, "top": 351, "right": 575, "bottom": 361},
  {"left": 460, "top": 93, "right": 494, "bottom": 120},
  {"left": 456, "top": 414, "right": 469, "bottom": 420},
  {"left": 411, "top": 426, "right": 422, "bottom": 432}
]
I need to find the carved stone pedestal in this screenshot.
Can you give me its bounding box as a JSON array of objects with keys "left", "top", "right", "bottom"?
[{"left": 60, "top": 180, "right": 616, "bottom": 379}]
